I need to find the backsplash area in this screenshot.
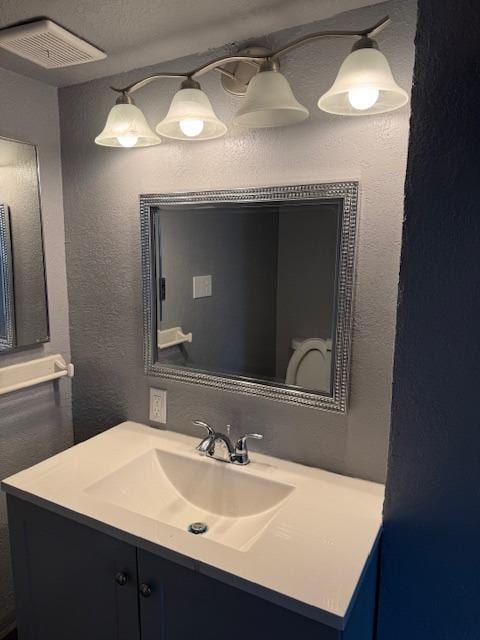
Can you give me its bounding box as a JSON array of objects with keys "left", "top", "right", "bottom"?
[{"left": 59, "top": 0, "right": 416, "bottom": 484}]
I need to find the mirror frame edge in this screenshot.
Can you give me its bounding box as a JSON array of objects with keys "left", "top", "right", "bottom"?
[
  {"left": 140, "top": 181, "right": 359, "bottom": 413},
  {"left": 0, "top": 203, "right": 15, "bottom": 350}
]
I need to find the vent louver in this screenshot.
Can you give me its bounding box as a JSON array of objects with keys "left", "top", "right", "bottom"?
[{"left": 0, "top": 20, "right": 106, "bottom": 68}]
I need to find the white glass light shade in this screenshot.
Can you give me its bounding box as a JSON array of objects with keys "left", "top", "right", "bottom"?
[
  {"left": 156, "top": 88, "right": 227, "bottom": 140},
  {"left": 234, "top": 70, "right": 309, "bottom": 128},
  {"left": 95, "top": 103, "right": 161, "bottom": 147},
  {"left": 318, "top": 47, "right": 409, "bottom": 116}
]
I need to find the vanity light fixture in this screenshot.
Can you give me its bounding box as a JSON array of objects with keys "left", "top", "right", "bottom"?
[
  {"left": 234, "top": 60, "right": 309, "bottom": 128},
  {"left": 156, "top": 78, "right": 227, "bottom": 140},
  {"left": 317, "top": 37, "right": 409, "bottom": 115},
  {"left": 95, "top": 15, "right": 408, "bottom": 148},
  {"left": 95, "top": 93, "right": 161, "bottom": 147}
]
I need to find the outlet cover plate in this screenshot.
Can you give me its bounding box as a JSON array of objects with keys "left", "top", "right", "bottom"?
[{"left": 149, "top": 388, "right": 167, "bottom": 424}]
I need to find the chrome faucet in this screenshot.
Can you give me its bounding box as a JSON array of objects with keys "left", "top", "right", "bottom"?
[{"left": 192, "top": 420, "right": 263, "bottom": 465}]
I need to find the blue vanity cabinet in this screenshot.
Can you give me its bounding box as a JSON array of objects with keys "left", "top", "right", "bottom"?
[
  {"left": 7, "top": 496, "right": 140, "bottom": 640},
  {"left": 137, "top": 549, "right": 339, "bottom": 640},
  {"left": 7, "top": 496, "right": 376, "bottom": 640}
]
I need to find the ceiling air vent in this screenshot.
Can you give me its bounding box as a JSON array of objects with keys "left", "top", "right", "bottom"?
[{"left": 0, "top": 20, "right": 106, "bottom": 68}]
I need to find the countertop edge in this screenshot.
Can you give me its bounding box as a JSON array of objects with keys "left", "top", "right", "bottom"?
[{"left": 342, "top": 528, "right": 382, "bottom": 627}]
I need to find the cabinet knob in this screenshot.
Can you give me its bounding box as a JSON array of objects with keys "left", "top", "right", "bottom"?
[
  {"left": 139, "top": 583, "right": 152, "bottom": 598},
  {"left": 115, "top": 572, "right": 128, "bottom": 586}
]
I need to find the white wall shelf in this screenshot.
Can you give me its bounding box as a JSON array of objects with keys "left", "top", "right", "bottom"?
[
  {"left": 157, "top": 327, "right": 192, "bottom": 350},
  {"left": 0, "top": 354, "right": 74, "bottom": 397}
]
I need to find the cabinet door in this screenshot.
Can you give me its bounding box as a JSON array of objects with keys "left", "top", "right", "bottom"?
[
  {"left": 7, "top": 496, "right": 140, "bottom": 640},
  {"left": 137, "top": 549, "right": 338, "bottom": 640}
]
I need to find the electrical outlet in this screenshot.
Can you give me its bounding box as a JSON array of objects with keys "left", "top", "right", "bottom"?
[{"left": 149, "top": 388, "right": 167, "bottom": 424}]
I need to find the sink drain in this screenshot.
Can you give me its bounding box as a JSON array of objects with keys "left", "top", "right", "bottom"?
[{"left": 188, "top": 522, "right": 208, "bottom": 535}]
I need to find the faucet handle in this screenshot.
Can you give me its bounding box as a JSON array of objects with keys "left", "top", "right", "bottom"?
[
  {"left": 193, "top": 420, "right": 215, "bottom": 455},
  {"left": 235, "top": 433, "right": 263, "bottom": 464},
  {"left": 192, "top": 420, "right": 215, "bottom": 436},
  {"left": 237, "top": 433, "right": 263, "bottom": 449}
]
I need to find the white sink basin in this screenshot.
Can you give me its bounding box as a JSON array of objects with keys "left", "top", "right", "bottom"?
[
  {"left": 1, "top": 421, "right": 384, "bottom": 626},
  {"left": 86, "top": 448, "right": 295, "bottom": 551}
]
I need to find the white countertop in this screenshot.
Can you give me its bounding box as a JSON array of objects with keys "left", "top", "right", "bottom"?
[{"left": 1, "top": 421, "right": 384, "bottom": 629}]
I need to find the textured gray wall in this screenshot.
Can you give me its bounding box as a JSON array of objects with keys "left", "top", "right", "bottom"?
[
  {"left": 157, "top": 206, "right": 278, "bottom": 377},
  {"left": 60, "top": 0, "right": 415, "bottom": 484},
  {"left": 0, "top": 68, "right": 72, "bottom": 632}
]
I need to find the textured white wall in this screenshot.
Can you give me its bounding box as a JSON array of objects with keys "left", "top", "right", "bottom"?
[
  {"left": 59, "top": 0, "right": 416, "bottom": 486},
  {"left": 0, "top": 68, "right": 72, "bottom": 632}
]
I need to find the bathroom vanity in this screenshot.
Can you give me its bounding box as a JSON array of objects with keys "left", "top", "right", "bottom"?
[{"left": 2, "top": 422, "right": 383, "bottom": 640}]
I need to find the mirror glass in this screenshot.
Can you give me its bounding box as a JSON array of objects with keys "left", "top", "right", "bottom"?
[
  {"left": 142, "top": 183, "right": 358, "bottom": 412},
  {"left": 156, "top": 202, "right": 339, "bottom": 393},
  {"left": 0, "top": 136, "right": 49, "bottom": 352}
]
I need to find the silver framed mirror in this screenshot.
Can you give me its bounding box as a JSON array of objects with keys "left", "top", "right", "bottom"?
[
  {"left": 141, "top": 182, "right": 358, "bottom": 412},
  {"left": 0, "top": 134, "right": 50, "bottom": 353}
]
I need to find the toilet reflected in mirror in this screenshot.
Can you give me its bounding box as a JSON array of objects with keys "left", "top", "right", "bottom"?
[{"left": 286, "top": 337, "right": 332, "bottom": 393}]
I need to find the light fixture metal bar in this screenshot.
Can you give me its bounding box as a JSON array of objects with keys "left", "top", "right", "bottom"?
[
  {"left": 269, "top": 15, "right": 391, "bottom": 58},
  {"left": 111, "top": 73, "right": 189, "bottom": 94},
  {"left": 110, "top": 15, "right": 390, "bottom": 96},
  {"left": 190, "top": 55, "right": 262, "bottom": 78},
  {"left": 213, "top": 66, "right": 240, "bottom": 81},
  {"left": 366, "top": 15, "right": 392, "bottom": 38}
]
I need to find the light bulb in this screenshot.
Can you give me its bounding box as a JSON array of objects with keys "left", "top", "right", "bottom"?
[
  {"left": 116, "top": 132, "right": 139, "bottom": 147},
  {"left": 179, "top": 118, "right": 205, "bottom": 137},
  {"left": 348, "top": 86, "right": 379, "bottom": 111}
]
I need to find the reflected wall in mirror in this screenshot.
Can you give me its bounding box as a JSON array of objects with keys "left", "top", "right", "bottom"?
[
  {"left": 142, "top": 183, "right": 358, "bottom": 412},
  {"left": 0, "top": 135, "right": 49, "bottom": 353}
]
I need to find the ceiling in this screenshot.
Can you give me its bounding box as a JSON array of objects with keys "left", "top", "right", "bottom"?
[{"left": 0, "top": 0, "right": 386, "bottom": 87}]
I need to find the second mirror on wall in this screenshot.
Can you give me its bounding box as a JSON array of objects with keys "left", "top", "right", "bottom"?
[{"left": 0, "top": 135, "right": 49, "bottom": 353}]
